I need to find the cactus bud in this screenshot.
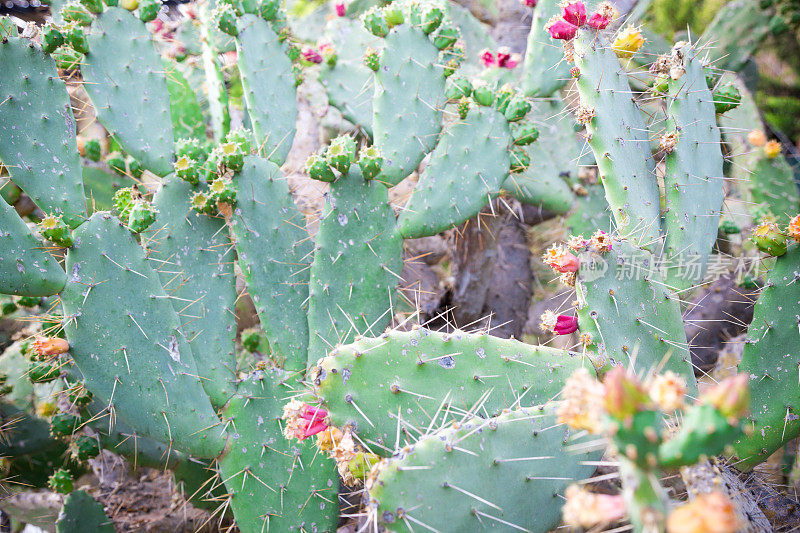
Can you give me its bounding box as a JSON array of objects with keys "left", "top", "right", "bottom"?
[
  {"left": 41, "top": 22, "right": 65, "bottom": 54},
  {"left": 16, "top": 296, "right": 41, "bottom": 308},
  {"left": 318, "top": 42, "right": 337, "bottom": 66},
  {"left": 701, "top": 373, "right": 749, "bottom": 420},
  {"left": 52, "top": 46, "right": 83, "bottom": 71},
  {"left": 65, "top": 23, "right": 89, "bottom": 54},
  {"left": 787, "top": 214, "right": 800, "bottom": 242},
  {"left": 542, "top": 244, "right": 579, "bottom": 273},
  {"left": 301, "top": 46, "right": 323, "bottom": 64},
  {"left": 540, "top": 310, "right": 578, "bottom": 335},
  {"left": 83, "top": 138, "right": 102, "bottom": 162},
  {"left": 363, "top": 7, "right": 388, "bottom": 37},
  {"left": 747, "top": 129, "right": 767, "bottom": 147},
  {"left": 106, "top": 151, "right": 126, "bottom": 175},
  {"left": 383, "top": 5, "right": 403, "bottom": 27},
  {"left": 50, "top": 412, "right": 83, "bottom": 438},
  {"left": 751, "top": 221, "right": 787, "bottom": 256},
  {"left": 29, "top": 360, "right": 61, "bottom": 383},
  {"left": 719, "top": 219, "right": 740, "bottom": 235},
  {"left": 712, "top": 83, "right": 741, "bottom": 114},
  {"left": 190, "top": 191, "right": 215, "bottom": 215},
  {"left": 209, "top": 177, "right": 237, "bottom": 205},
  {"left": 358, "top": 146, "right": 383, "bottom": 180},
  {"left": 364, "top": 46, "right": 380, "bottom": 71},
  {"left": 512, "top": 122, "right": 539, "bottom": 145},
  {"left": 40, "top": 215, "right": 74, "bottom": 248},
  {"left": 258, "top": 0, "right": 279, "bottom": 20},
  {"left": 62, "top": 1, "right": 94, "bottom": 25},
  {"left": 432, "top": 23, "right": 459, "bottom": 50},
  {"left": 509, "top": 147, "right": 530, "bottom": 173},
  {"left": 557, "top": 368, "right": 606, "bottom": 433},
  {"left": 603, "top": 366, "right": 649, "bottom": 420},
  {"left": 504, "top": 95, "right": 531, "bottom": 122},
  {"left": 764, "top": 139, "right": 781, "bottom": 158},
  {"left": 562, "top": 485, "right": 626, "bottom": 528},
  {"left": 305, "top": 153, "right": 336, "bottom": 182},
  {"left": 174, "top": 156, "right": 200, "bottom": 186},
  {"left": 219, "top": 141, "right": 244, "bottom": 172},
  {"left": 493, "top": 85, "right": 513, "bottom": 114},
  {"left": 479, "top": 48, "right": 495, "bottom": 68},
  {"left": 457, "top": 96, "right": 470, "bottom": 120},
  {"left": 68, "top": 385, "right": 93, "bottom": 407},
  {"left": 472, "top": 84, "right": 494, "bottom": 107},
  {"left": 613, "top": 26, "right": 645, "bottom": 59},
  {"left": 176, "top": 137, "right": 208, "bottom": 161},
  {"left": 214, "top": 4, "right": 239, "bottom": 36},
  {"left": 647, "top": 371, "right": 686, "bottom": 412},
  {"left": 420, "top": 6, "right": 443, "bottom": 34},
  {"left": 666, "top": 492, "right": 739, "bottom": 533},
  {"left": 444, "top": 76, "right": 472, "bottom": 101},
  {"left": 113, "top": 187, "right": 135, "bottom": 220},
  {"left": 138, "top": 0, "right": 160, "bottom": 21},
  {"left": 48, "top": 469, "right": 74, "bottom": 494},
  {"left": 72, "top": 435, "right": 101, "bottom": 461},
  {"left": 126, "top": 156, "right": 142, "bottom": 178},
  {"left": 127, "top": 200, "right": 157, "bottom": 233},
  {"left": 326, "top": 136, "right": 356, "bottom": 174},
  {"left": 31, "top": 337, "right": 70, "bottom": 357}
]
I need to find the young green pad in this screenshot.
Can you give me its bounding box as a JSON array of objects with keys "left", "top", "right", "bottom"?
[
  {"left": 82, "top": 8, "right": 174, "bottom": 177},
  {"left": 397, "top": 106, "right": 512, "bottom": 238},
  {"left": 0, "top": 198, "right": 66, "bottom": 297},
  {"left": 218, "top": 370, "right": 339, "bottom": 533},
  {"left": 573, "top": 32, "right": 660, "bottom": 248},
  {"left": 229, "top": 155, "right": 312, "bottom": 371},
  {"left": 55, "top": 490, "right": 114, "bottom": 533},
  {"left": 367, "top": 407, "right": 599, "bottom": 533},
  {"left": 735, "top": 246, "right": 800, "bottom": 470},
  {"left": 311, "top": 327, "right": 590, "bottom": 449},
  {"left": 0, "top": 37, "right": 86, "bottom": 227},
  {"left": 372, "top": 24, "right": 446, "bottom": 186},
  {"left": 150, "top": 177, "right": 238, "bottom": 407},
  {"left": 235, "top": 14, "right": 296, "bottom": 165},
  {"left": 61, "top": 213, "right": 226, "bottom": 458},
  {"left": 306, "top": 166, "right": 402, "bottom": 367}
]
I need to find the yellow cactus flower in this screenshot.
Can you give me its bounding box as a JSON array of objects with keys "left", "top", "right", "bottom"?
[
  {"left": 613, "top": 26, "right": 645, "bottom": 59},
  {"left": 764, "top": 140, "right": 781, "bottom": 159}
]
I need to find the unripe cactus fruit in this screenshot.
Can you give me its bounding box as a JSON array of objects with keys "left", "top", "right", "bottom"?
[
  {"left": 40, "top": 215, "right": 74, "bottom": 247},
  {"left": 50, "top": 412, "right": 83, "bottom": 438},
  {"left": 420, "top": 6, "right": 443, "bottom": 34},
  {"left": 363, "top": 6, "right": 388, "bottom": 37},
  {"left": 383, "top": 5, "right": 403, "bottom": 27},
  {"left": 472, "top": 84, "right": 494, "bottom": 106},
  {"left": 504, "top": 95, "right": 531, "bottom": 122},
  {"left": 48, "top": 469, "right": 74, "bottom": 494},
  {"left": 214, "top": 4, "right": 239, "bottom": 36},
  {"left": 358, "top": 146, "right": 383, "bottom": 180},
  {"left": 41, "top": 22, "right": 65, "bottom": 54},
  {"left": 751, "top": 221, "right": 787, "bottom": 256},
  {"left": 68, "top": 385, "right": 93, "bottom": 407},
  {"left": 65, "top": 23, "right": 90, "bottom": 54},
  {"left": 363, "top": 46, "right": 379, "bottom": 71},
  {"left": 444, "top": 76, "right": 472, "bottom": 101},
  {"left": 138, "top": 0, "right": 160, "bottom": 22},
  {"left": 174, "top": 155, "right": 200, "bottom": 185},
  {"left": 126, "top": 156, "right": 143, "bottom": 178},
  {"left": 305, "top": 153, "right": 336, "bottom": 182},
  {"left": 219, "top": 142, "right": 244, "bottom": 172},
  {"left": 325, "top": 136, "right": 356, "bottom": 174},
  {"left": 190, "top": 190, "right": 216, "bottom": 215},
  {"left": 512, "top": 122, "right": 539, "bottom": 145},
  {"left": 106, "top": 151, "right": 126, "bottom": 175},
  {"left": 127, "top": 200, "right": 158, "bottom": 233},
  {"left": 258, "top": 0, "right": 279, "bottom": 20},
  {"left": 457, "top": 96, "right": 470, "bottom": 119},
  {"left": 510, "top": 146, "right": 530, "bottom": 173},
  {"left": 83, "top": 138, "right": 102, "bottom": 162},
  {"left": 113, "top": 187, "right": 135, "bottom": 220},
  {"left": 175, "top": 137, "right": 207, "bottom": 162},
  {"left": 62, "top": 1, "right": 94, "bottom": 25},
  {"left": 52, "top": 46, "right": 83, "bottom": 71},
  {"left": 432, "top": 23, "right": 459, "bottom": 50},
  {"left": 28, "top": 360, "right": 60, "bottom": 383},
  {"left": 209, "top": 177, "right": 236, "bottom": 205},
  {"left": 72, "top": 435, "right": 101, "bottom": 461},
  {"left": 79, "top": 0, "right": 104, "bottom": 13}
]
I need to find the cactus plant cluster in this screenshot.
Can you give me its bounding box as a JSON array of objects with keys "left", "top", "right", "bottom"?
[{"left": 1, "top": 0, "right": 800, "bottom": 530}]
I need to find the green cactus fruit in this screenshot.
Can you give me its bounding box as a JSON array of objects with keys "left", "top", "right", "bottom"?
[
  {"left": 432, "top": 22, "right": 458, "bottom": 49},
  {"left": 363, "top": 6, "right": 389, "bottom": 37},
  {"left": 420, "top": 5, "right": 443, "bottom": 34},
  {"left": 384, "top": 4, "right": 404, "bottom": 27},
  {"left": 175, "top": 138, "right": 207, "bottom": 162},
  {"left": 457, "top": 96, "right": 470, "bottom": 119},
  {"left": 305, "top": 153, "right": 336, "bottom": 182},
  {"left": 83, "top": 138, "right": 102, "bottom": 162},
  {"left": 126, "top": 200, "right": 157, "bottom": 233},
  {"left": 28, "top": 361, "right": 60, "bottom": 383},
  {"left": 16, "top": 296, "right": 41, "bottom": 307},
  {"left": 713, "top": 83, "right": 741, "bottom": 114},
  {"left": 511, "top": 122, "right": 539, "bottom": 145},
  {"left": 719, "top": 219, "right": 740, "bottom": 235},
  {"left": 48, "top": 468, "right": 74, "bottom": 494},
  {"left": 348, "top": 452, "right": 379, "bottom": 480},
  {"left": 472, "top": 84, "right": 494, "bottom": 106},
  {"left": 41, "top": 22, "right": 65, "bottom": 53},
  {"left": 358, "top": 146, "right": 383, "bottom": 180},
  {"left": 79, "top": 0, "right": 104, "bottom": 13},
  {"left": 494, "top": 85, "right": 514, "bottom": 115},
  {"left": 214, "top": 4, "right": 239, "bottom": 36},
  {"left": 241, "top": 330, "right": 262, "bottom": 352},
  {"left": 190, "top": 191, "right": 216, "bottom": 215},
  {"left": 752, "top": 222, "right": 787, "bottom": 256},
  {"left": 112, "top": 187, "right": 134, "bottom": 220},
  {"left": 73, "top": 435, "right": 101, "bottom": 461},
  {"left": 658, "top": 403, "right": 742, "bottom": 468},
  {"left": 504, "top": 95, "right": 531, "bottom": 122},
  {"left": 50, "top": 412, "right": 83, "bottom": 438},
  {"left": 39, "top": 215, "right": 74, "bottom": 248},
  {"left": 225, "top": 128, "right": 252, "bottom": 154},
  {"left": 126, "top": 156, "right": 143, "bottom": 178},
  {"left": 52, "top": 46, "right": 83, "bottom": 71},
  {"left": 510, "top": 146, "right": 530, "bottom": 173},
  {"left": 325, "top": 136, "right": 356, "bottom": 174},
  {"left": 174, "top": 156, "right": 200, "bottom": 186},
  {"left": 444, "top": 75, "right": 472, "bottom": 100},
  {"left": 258, "top": 0, "right": 279, "bottom": 20},
  {"left": 106, "top": 151, "right": 126, "bottom": 175},
  {"left": 65, "top": 23, "right": 89, "bottom": 54},
  {"left": 218, "top": 142, "right": 244, "bottom": 172},
  {"left": 68, "top": 386, "right": 93, "bottom": 407},
  {"left": 364, "top": 46, "right": 379, "bottom": 71},
  {"left": 138, "top": 0, "right": 160, "bottom": 22},
  {"left": 208, "top": 177, "right": 236, "bottom": 205},
  {"left": 62, "top": 1, "right": 94, "bottom": 25},
  {"left": 609, "top": 409, "right": 664, "bottom": 468}
]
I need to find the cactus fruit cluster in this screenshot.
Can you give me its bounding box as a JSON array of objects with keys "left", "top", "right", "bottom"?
[{"left": 1, "top": 0, "right": 800, "bottom": 530}]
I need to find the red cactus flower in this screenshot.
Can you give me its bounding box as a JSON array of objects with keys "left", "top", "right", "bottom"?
[
  {"left": 479, "top": 48, "right": 495, "bottom": 67},
  {"left": 546, "top": 17, "right": 579, "bottom": 40},
  {"left": 542, "top": 244, "right": 580, "bottom": 273},
  {"left": 335, "top": 1, "right": 345, "bottom": 16},
  {"left": 560, "top": 1, "right": 587, "bottom": 26},
  {"left": 587, "top": 11, "right": 611, "bottom": 29},
  {"left": 496, "top": 47, "right": 511, "bottom": 67},
  {"left": 302, "top": 47, "right": 323, "bottom": 64},
  {"left": 503, "top": 54, "right": 520, "bottom": 69},
  {"left": 554, "top": 315, "right": 579, "bottom": 335},
  {"left": 520, "top": 0, "right": 537, "bottom": 6}
]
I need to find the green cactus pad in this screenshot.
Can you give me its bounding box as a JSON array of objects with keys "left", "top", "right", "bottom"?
[
  {"left": 319, "top": 18, "right": 379, "bottom": 136},
  {"left": 200, "top": 5, "right": 231, "bottom": 142},
  {"left": 0, "top": 198, "right": 66, "bottom": 297},
  {"left": 235, "top": 14, "right": 296, "bottom": 165},
  {"left": 229, "top": 156, "right": 312, "bottom": 371},
  {"left": 0, "top": 37, "right": 86, "bottom": 227},
  {"left": 373, "top": 24, "right": 446, "bottom": 186},
  {"left": 150, "top": 177, "right": 237, "bottom": 408},
  {"left": 55, "top": 490, "right": 114, "bottom": 533},
  {"left": 306, "top": 166, "right": 402, "bottom": 366},
  {"left": 397, "top": 106, "right": 511, "bottom": 238},
  {"left": 218, "top": 371, "right": 338, "bottom": 533},
  {"left": 661, "top": 43, "right": 725, "bottom": 291},
  {"left": 367, "top": 407, "right": 598, "bottom": 533},
  {"left": 750, "top": 154, "right": 800, "bottom": 223},
  {"left": 700, "top": 0, "right": 770, "bottom": 73},
  {"left": 82, "top": 8, "right": 174, "bottom": 176},
  {"left": 163, "top": 59, "right": 206, "bottom": 142},
  {"left": 521, "top": 0, "right": 571, "bottom": 97},
  {"left": 573, "top": 33, "right": 660, "bottom": 247},
  {"left": 312, "top": 327, "right": 590, "bottom": 449},
  {"left": 566, "top": 183, "right": 613, "bottom": 237},
  {"left": 735, "top": 245, "right": 800, "bottom": 470},
  {"left": 61, "top": 213, "right": 226, "bottom": 458},
  {"left": 575, "top": 240, "right": 695, "bottom": 385}
]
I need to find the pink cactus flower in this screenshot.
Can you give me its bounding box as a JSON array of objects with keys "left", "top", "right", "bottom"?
[
  {"left": 587, "top": 11, "right": 611, "bottom": 29},
  {"left": 503, "top": 54, "right": 520, "bottom": 69},
  {"left": 302, "top": 47, "right": 323, "bottom": 64},
  {"left": 554, "top": 315, "right": 579, "bottom": 335},
  {"left": 297, "top": 404, "right": 330, "bottom": 439},
  {"left": 543, "top": 244, "right": 580, "bottom": 273},
  {"left": 496, "top": 47, "right": 511, "bottom": 67},
  {"left": 479, "top": 48, "right": 496, "bottom": 67},
  {"left": 520, "top": 0, "right": 537, "bottom": 7},
  {"left": 560, "top": 1, "right": 587, "bottom": 26},
  {"left": 546, "top": 17, "right": 579, "bottom": 40},
  {"left": 335, "top": 1, "right": 345, "bottom": 16}
]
